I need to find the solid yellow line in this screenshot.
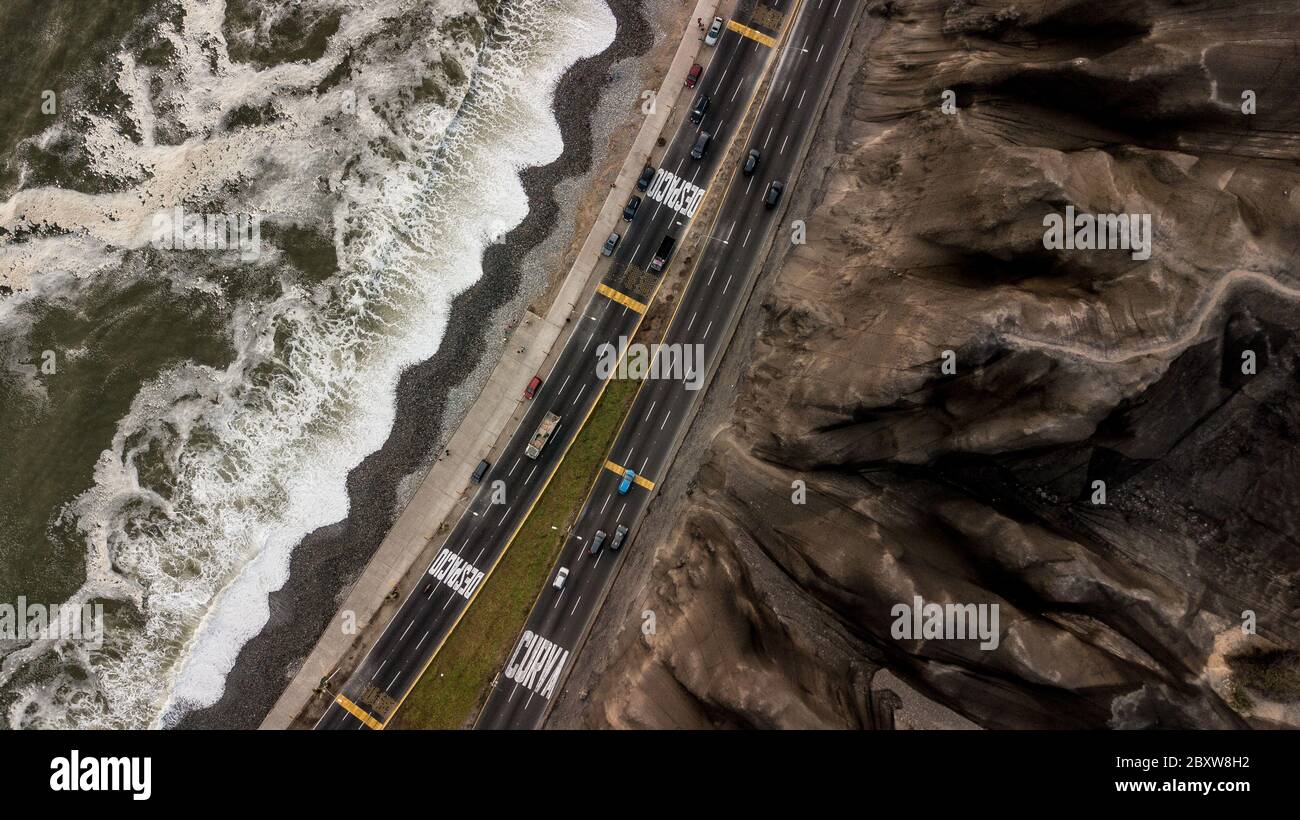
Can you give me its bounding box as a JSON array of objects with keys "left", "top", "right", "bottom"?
[
  {"left": 335, "top": 694, "right": 383, "bottom": 730},
  {"left": 604, "top": 460, "right": 656, "bottom": 490},
  {"left": 727, "top": 19, "right": 777, "bottom": 48},
  {"left": 596, "top": 283, "right": 647, "bottom": 314}
]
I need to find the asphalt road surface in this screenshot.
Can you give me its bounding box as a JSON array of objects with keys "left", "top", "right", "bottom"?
[
  {"left": 315, "top": 4, "right": 783, "bottom": 730},
  {"left": 475, "top": 0, "right": 862, "bottom": 729}
]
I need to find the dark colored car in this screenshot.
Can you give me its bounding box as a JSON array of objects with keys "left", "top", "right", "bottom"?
[
  {"left": 690, "top": 131, "right": 711, "bottom": 161},
  {"left": 471, "top": 459, "right": 490, "bottom": 484},
  {"left": 685, "top": 63, "right": 703, "bottom": 89},
  {"left": 601, "top": 231, "right": 621, "bottom": 257},
  {"left": 690, "top": 94, "right": 710, "bottom": 125},
  {"left": 589, "top": 529, "right": 608, "bottom": 555},
  {"left": 764, "top": 180, "right": 784, "bottom": 209},
  {"left": 743, "top": 149, "right": 760, "bottom": 176},
  {"left": 524, "top": 375, "right": 542, "bottom": 399},
  {"left": 637, "top": 165, "right": 655, "bottom": 191},
  {"left": 609, "top": 524, "right": 629, "bottom": 552},
  {"left": 623, "top": 195, "right": 641, "bottom": 221}
]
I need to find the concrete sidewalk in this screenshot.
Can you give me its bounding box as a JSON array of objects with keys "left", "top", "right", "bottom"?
[{"left": 261, "top": 0, "right": 722, "bottom": 730}]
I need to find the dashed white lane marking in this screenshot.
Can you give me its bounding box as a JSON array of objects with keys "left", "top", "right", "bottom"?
[
  {"left": 780, "top": 134, "right": 789, "bottom": 154},
  {"left": 661, "top": 409, "right": 672, "bottom": 430},
  {"left": 474, "top": 547, "right": 485, "bottom": 564},
  {"left": 416, "top": 631, "right": 430, "bottom": 650},
  {"left": 442, "top": 592, "right": 455, "bottom": 610},
  {"left": 387, "top": 669, "right": 402, "bottom": 690},
  {"left": 703, "top": 321, "right": 714, "bottom": 340},
  {"left": 726, "top": 222, "right": 736, "bottom": 242},
  {"left": 644, "top": 400, "right": 656, "bottom": 421},
  {"left": 553, "top": 589, "right": 565, "bottom": 609},
  {"left": 600, "top": 493, "right": 612, "bottom": 515},
  {"left": 371, "top": 659, "right": 387, "bottom": 681},
  {"left": 508, "top": 457, "right": 520, "bottom": 476},
  {"left": 399, "top": 620, "right": 414, "bottom": 641},
  {"left": 570, "top": 596, "right": 582, "bottom": 616},
  {"left": 526, "top": 464, "right": 538, "bottom": 483},
  {"left": 731, "top": 77, "right": 744, "bottom": 102},
  {"left": 833, "top": 0, "right": 841, "bottom": 17},
  {"left": 687, "top": 311, "right": 698, "bottom": 330},
  {"left": 798, "top": 88, "right": 807, "bottom": 109},
  {"left": 742, "top": 229, "right": 751, "bottom": 248},
  {"left": 707, "top": 265, "right": 718, "bottom": 285},
  {"left": 618, "top": 502, "right": 627, "bottom": 518},
  {"left": 724, "top": 274, "right": 733, "bottom": 294},
  {"left": 498, "top": 505, "right": 512, "bottom": 526},
  {"left": 763, "top": 127, "right": 773, "bottom": 150},
  {"left": 746, "top": 177, "right": 754, "bottom": 195},
  {"left": 782, "top": 80, "right": 790, "bottom": 101},
  {"left": 583, "top": 332, "right": 594, "bottom": 352},
  {"left": 816, "top": 43, "right": 825, "bottom": 61},
  {"left": 507, "top": 682, "right": 517, "bottom": 703},
  {"left": 557, "top": 374, "right": 571, "bottom": 395},
  {"left": 632, "top": 241, "right": 642, "bottom": 257},
  {"left": 640, "top": 456, "right": 649, "bottom": 473},
  {"left": 572, "top": 381, "right": 588, "bottom": 406}
]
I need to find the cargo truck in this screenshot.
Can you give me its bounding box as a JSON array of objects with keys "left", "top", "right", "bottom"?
[{"left": 525, "top": 411, "right": 560, "bottom": 459}]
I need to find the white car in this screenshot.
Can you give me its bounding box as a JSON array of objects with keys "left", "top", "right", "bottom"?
[
  {"left": 705, "top": 17, "right": 723, "bottom": 46},
  {"left": 553, "top": 566, "right": 570, "bottom": 591}
]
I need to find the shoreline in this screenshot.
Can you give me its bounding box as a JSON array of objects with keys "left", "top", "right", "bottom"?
[{"left": 176, "top": 0, "right": 657, "bottom": 730}]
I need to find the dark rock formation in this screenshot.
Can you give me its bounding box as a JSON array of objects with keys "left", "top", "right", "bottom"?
[{"left": 554, "top": 0, "right": 1300, "bottom": 729}]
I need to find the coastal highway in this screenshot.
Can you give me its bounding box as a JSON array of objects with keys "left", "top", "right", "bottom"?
[
  {"left": 315, "top": 2, "right": 786, "bottom": 730},
  {"left": 475, "top": 0, "right": 862, "bottom": 729}
]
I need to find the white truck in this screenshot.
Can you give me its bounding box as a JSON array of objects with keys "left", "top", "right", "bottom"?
[{"left": 525, "top": 411, "right": 560, "bottom": 459}]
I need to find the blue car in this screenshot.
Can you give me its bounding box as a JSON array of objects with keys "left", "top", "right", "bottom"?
[{"left": 618, "top": 469, "right": 636, "bottom": 494}]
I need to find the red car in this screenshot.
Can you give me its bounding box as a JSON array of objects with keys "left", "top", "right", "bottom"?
[
  {"left": 685, "top": 63, "right": 702, "bottom": 89},
  {"left": 524, "top": 375, "right": 542, "bottom": 399}
]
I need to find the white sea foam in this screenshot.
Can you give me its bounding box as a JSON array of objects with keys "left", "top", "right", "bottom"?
[{"left": 2, "top": 0, "right": 615, "bottom": 729}]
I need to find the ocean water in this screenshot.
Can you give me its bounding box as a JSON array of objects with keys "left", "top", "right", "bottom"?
[{"left": 0, "top": 0, "right": 615, "bottom": 729}]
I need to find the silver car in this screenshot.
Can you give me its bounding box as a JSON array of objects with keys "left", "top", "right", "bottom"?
[{"left": 705, "top": 16, "right": 723, "bottom": 46}]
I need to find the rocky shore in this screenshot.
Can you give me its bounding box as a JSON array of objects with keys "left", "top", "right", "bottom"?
[{"left": 179, "top": 0, "right": 664, "bottom": 729}]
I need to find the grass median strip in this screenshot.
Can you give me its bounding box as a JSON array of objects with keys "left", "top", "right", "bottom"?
[{"left": 390, "top": 376, "right": 641, "bottom": 729}]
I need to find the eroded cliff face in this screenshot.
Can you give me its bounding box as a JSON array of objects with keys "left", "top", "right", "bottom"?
[{"left": 559, "top": 0, "right": 1300, "bottom": 729}]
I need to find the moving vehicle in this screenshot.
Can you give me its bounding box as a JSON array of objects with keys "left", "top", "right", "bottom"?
[
  {"left": 553, "top": 567, "right": 569, "bottom": 591},
  {"left": 764, "top": 179, "right": 784, "bottom": 209},
  {"left": 743, "top": 149, "right": 760, "bottom": 176},
  {"left": 705, "top": 16, "right": 723, "bottom": 46},
  {"left": 690, "top": 131, "right": 711, "bottom": 160},
  {"left": 609, "top": 524, "right": 629, "bottom": 552},
  {"left": 637, "top": 165, "right": 655, "bottom": 191},
  {"left": 589, "top": 529, "right": 608, "bottom": 555},
  {"left": 471, "top": 459, "right": 490, "bottom": 484},
  {"left": 623, "top": 194, "right": 641, "bottom": 221},
  {"left": 690, "top": 94, "right": 710, "bottom": 125},
  {"left": 524, "top": 375, "right": 542, "bottom": 399},
  {"left": 685, "top": 63, "right": 702, "bottom": 89},
  {"left": 618, "top": 468, "right": 636, "bottom": 494},
  {"left": 650, "top": 235, "right": 675, "bottom": 272},
  {"left": 601, "top": 232, "right": 621, "bottom": 256},
  {"left": 525, "top": 411, "right": 560, "bottom": 459}
]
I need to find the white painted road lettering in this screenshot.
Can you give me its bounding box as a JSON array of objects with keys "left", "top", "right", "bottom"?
[
  {"left": 646, "top": 168, "right": 706, "bottom": 219},
  {"left": 503, "top": 630, "right": 569, "bottom": 699},
  {"left": 428, "top": 547, "right": 486, "bottom": 599}
]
